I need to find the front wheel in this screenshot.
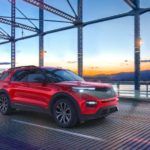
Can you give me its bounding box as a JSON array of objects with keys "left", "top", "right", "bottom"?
[
  {"left": 0, "top": 93, "right": 12, "bottom": 115},
  {"left": 52, "top": 99, "right": 78, "bottom": 128}
]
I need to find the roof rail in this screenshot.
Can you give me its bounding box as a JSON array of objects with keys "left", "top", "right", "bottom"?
[{"left": 8, "top": 65, "right": 37, "bottom": 70}]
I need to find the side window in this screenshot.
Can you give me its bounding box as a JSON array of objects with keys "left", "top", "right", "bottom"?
[
  {"left": 0, "top": 71, "right": 10, "bottom": 80},
  {"left": 11, "top": 70, "right": 29, "bottom": 82},
  {"left": 27, "top": 69, "right": 45, "bottom": 83},
  {"left": 45, "top": 73, "right": 60, "bottom": 83}
]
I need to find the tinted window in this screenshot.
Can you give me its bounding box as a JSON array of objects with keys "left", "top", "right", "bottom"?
[
  {"left": 11, "top": 70, "right": 28, "bottom": 82},
  {"left": 12, "top": 69, "right": 45, "bottom": 83},
  {"left": 27, "top": 70, "right": 45, "bottom": 82},
  {"left": 0, "top": 71, "right": 10, "bottom": 80},
  {"left": 43, "top": 69, "right": 84, "bottom": 83}
]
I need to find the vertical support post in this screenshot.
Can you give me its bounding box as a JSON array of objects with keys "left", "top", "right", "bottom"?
[
  {"left": 39, "top": 0, "right": 44, "bottom": 67},
  {"left": 11, "top": 0, "right": 16, "bottom": 68},
  {"left": 77, "top": 0, "right": 83, "bottom": 76},
  {"left": 134, "top": 0, "right": 140, "bottom": 98},
  {"left": 117, "top": 82, "right": 120, "bottom": 96},
  {"left": 146, "top": 83, "right": 148, "bottom": 98}
]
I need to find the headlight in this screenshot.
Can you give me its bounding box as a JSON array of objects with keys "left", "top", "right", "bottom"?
[{"left": 72, "top": 87, "right": 95, "bottom": 93}]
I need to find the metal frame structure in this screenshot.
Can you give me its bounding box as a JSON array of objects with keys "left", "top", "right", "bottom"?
[{"left": 0, "top": 0, "right": 150, "bottom": 97}]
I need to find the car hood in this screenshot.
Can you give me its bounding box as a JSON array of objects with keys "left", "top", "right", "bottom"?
[{"left": 56, "top": 81, "right": 112, "bottom": 88}]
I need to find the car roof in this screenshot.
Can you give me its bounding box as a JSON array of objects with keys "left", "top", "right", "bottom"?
[{"left": 7, "top": 66, "right": 63, "bottom": 72}]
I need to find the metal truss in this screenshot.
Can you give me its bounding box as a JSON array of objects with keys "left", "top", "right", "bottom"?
[
  {"left": 0, "top": 17, "right": 38, "bottom": 32},
  {"left": 0, "top": 34, "right": 10, "bottom": 40},
  {"left": 23, "top": 0, "right": 76, "bottom": 22},
  {"left": 0, "top": 0, "right": 150, "bottom": 97},
  {"left": 0, "top": 29, "right": 10, "bottom": 40}
]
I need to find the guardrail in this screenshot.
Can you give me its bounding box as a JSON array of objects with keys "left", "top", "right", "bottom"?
[{"left": 106, "top": 81, "right": 150, "bottom": 99}]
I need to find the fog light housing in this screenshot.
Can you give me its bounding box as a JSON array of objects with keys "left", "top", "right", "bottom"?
[{"left": 86, "top": 101, "right": 97, "bottom": 107}]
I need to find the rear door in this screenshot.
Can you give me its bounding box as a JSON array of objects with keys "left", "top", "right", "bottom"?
[
  {"left": 25, "top": 69, "right": 52, "bottom": 108},
  {"left": 9, "top": 69, "right": 30, "bottom": 104}
]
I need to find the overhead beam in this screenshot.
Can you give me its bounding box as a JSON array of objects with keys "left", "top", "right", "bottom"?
[
  {"left": 83, "top": 11, "right": 133, "bottom": 26},
  {"left": 140, "top": 8, "right": 150, "bottom": 15},
  {"left": 23, "top": 0, "right": 76, "bottom": 22},
  {"left": 124, "top": 0, "right": 137, "bottom": 9},
  {"left": 14, "top": 25, "right": 77, "bottom": 41},
  {"left": 0, "top": 17, "right": 38, "bottom": 32},
  {"left": 0, "top": 27, "right": 10, "bottom": 37},
  {"left": 0, "top": 40, "right": 10, "bottom": 45},
  {"left": 0, "top": 16, "right": 72, "bottom": 23},
  {"left": 43, "top": 25, "right": 76, "bottom": 36},
  {"left": 0, "top": 10, "right": 137, "bottom": 45},
  {"left": 0, "top": 34, "right": 10, "bottom": 40},
  {"left": 15, "top": 33, "right": 39, "bottom": 41},
  {"left": 0, "top": 30, "right": 10, "bottom": 40},
  {"left": 14, "top": 25, "right": 76, "bottom": 42}
]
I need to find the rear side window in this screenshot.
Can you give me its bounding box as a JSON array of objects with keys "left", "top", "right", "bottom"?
[
  {"left": 11, "top": 69, "right": 45, "bottom": 83},
  {"left": 27, "top": 69, "right": 45, "bottom": 82},
  {"left": 11, "top": 70, "right": 29, "bottom": 82},
  {"left": 0, "top": 71, "right": 10, "bottom": 80}
]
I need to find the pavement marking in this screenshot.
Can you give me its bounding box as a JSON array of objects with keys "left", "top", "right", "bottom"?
[{"left": 12, "top": 119, "right": 105, "bottom": 142}]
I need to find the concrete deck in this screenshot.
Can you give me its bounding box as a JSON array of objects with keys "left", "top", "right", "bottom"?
[{"left": 0, "top": 100, "right": 150, "bottom": 150}]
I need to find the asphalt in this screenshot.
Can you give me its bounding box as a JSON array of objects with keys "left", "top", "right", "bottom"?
[{"left": 0, "top": 100, "right": 150, "bottom": 150}]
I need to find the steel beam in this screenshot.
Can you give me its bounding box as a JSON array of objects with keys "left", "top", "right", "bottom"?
[
  {"left": 83, "top": 11, "right": 133, "bottom": 26},
  {"left": 124, "top": 0, "right": 136, "bottom": 9},
  {"left": 0, "top": 34, "right": 10, "bottom": 40},
  {"left": 134, "top": 0, "right": 140, "bottom": 98},
  {"left": 0, "top": 17, "right": 38, "bottom": 32},
  {"left": 0, "top": 11, "right": 136, "bottom": 45},
  {"left": 0, "top": 31, "right": 10, "bottom": 40},
  {"left": 0, "top": 40, "right": 10, "bottom": 45},
  {"left": 0, "top": 16, "right": 72, "bottom": 23},
  {"left": 11, "top": 0, "right": 16, "bottom": 68},
  {"left": 77, "top": 0, "right": 83, "bottom": 77},
  {"left": 43, "top": 25, "right": 76, "bottom": 36},
  {"left": 140, "top": 8, "right": 150, "bottom": 15},
  {"left": 39, "top": 0, "right": 44, "bottom": 67},
  {"left": 0, "top": 27, "right": 10, "bottom": 37},
  {"left": 23, "top": 0, "right": 76, "bottom": 22},
  {"left": 9, "top": 25, "right": 76, "bottom": 43}
]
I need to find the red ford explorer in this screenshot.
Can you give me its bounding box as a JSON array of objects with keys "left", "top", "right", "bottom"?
[{"left": 0, "top": 66, "right": 118, "bottom": 127}]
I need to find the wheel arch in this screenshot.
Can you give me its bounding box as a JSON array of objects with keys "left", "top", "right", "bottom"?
[
  {"left": 0, "top": 89, "right": 9, "bottom": 96},
  {"left": 49, "top": 92, "right": 80, "bottom": 117}
]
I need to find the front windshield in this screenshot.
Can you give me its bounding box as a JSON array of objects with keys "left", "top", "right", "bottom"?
[{"left": 43, "top": 68, "right": 84, "bottom": 83}]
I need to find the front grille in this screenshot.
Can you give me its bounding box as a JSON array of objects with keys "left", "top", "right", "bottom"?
[
  {"left": 82, "top": 87, "right": 116, "bottom": 99},
  {"left": 98, "top": 106, "right": 118, "bottom": 116},
  {"left": 109, "top": 107, "right": 118, "bottom": 113}
]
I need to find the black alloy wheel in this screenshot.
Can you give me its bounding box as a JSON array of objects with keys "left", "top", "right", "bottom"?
[
  {"left": 0, "top": 94, "right": 12, "bottom": 115},
  {"left": 53, "top": 99, "right": 78, "bottom": 128}
]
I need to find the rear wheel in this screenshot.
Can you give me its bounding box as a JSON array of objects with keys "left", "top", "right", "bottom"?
[
  {"left": 52, "top": 98, "right": 78, "bottom": 128},
  {"left": 0, "top": 93, "right": 12, "bottom": 115}
]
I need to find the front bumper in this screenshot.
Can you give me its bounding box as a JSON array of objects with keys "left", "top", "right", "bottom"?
[{"left": 79, "top": 105, "right": 118, "bottom": 121}]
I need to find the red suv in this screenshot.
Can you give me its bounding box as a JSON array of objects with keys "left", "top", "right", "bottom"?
[{"left": 0, "top": 66, "right": 118, "bottom": 127}]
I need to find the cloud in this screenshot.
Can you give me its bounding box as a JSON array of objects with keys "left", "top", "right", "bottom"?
[{"left": 66, "top": 61, "right": 77, "bottom": 64}]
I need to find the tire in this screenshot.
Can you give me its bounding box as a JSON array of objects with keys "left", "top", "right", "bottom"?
[
  {"left": 52, "top": 98, "right": 78, "bottom": 128},
  {"left": 0, "top": 93, "right": 12, "bottom": 115}
]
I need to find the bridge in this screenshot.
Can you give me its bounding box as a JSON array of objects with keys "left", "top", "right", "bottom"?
[{"left": 0, "top": 1, "right": 150, "bottom": 149}]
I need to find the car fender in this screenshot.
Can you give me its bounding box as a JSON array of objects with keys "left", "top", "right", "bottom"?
[{"left": 49, "top": 92, "right": 81, "bottom": 117}]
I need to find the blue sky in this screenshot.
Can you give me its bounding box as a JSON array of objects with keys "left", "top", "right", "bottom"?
[{"left": 0, "top": 0, "right": 150, "bottom": 75}]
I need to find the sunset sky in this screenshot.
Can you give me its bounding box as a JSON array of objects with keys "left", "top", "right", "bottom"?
[{"left": 0, "top": 0, "right": 150, "bottom": 76}]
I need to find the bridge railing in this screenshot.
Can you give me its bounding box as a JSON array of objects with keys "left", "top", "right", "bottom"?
[{"left": 105, "top": 81, "right": 150, "bottom": 99}]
